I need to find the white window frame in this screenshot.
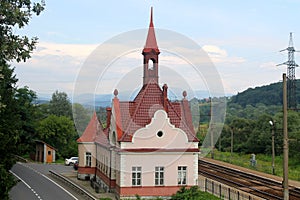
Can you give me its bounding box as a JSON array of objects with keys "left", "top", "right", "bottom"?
[
  {"left": 132, "top": 166, "right": 142, "bottom": 186},
  {"left": 85, "top": 152, "right": 92, "bottom": 167},
  {"left": 178, "top": 166, "right": 187, "bottom": 185},
  {"left": 155, "top": 166, "right": 164, "bottom": 186}
]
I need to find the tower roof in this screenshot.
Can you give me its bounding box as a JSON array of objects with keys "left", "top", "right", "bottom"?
[
  {"left": 77, "top": 112, "right": 100, "bottom": 143},
  {"left": 143, "top": 7, "right": 160, "bottom": 54}
]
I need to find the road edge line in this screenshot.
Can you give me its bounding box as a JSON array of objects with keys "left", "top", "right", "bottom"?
[{"left": 41, "top": 173, "right": 79, "bottom": 200}]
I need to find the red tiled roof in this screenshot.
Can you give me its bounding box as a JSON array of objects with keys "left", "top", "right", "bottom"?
[
  {"left": 95, "top": 128, "right": 110, "bottom": 147},
  {"left": 77, "top": 112, "right": 102, "bottom": 143},
  {"left": 115, "top": 81, "right": 199, "bottom": 142}
]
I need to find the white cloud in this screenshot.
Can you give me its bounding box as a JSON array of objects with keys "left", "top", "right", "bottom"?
[
  {"left": 35, "top": 42, "right": 97, "bottom": 58},
  {"left": 13, "top": 42, "right": 245, "bottom": 97},
  {"left": 202, "top": 45, "right": 246, "bottom": 64},
  {"left": 14, "top": 41, "right": 99, "bottom": 95},
  {"left": 202, "top": 45, "right": 227, "bottom": 57}
]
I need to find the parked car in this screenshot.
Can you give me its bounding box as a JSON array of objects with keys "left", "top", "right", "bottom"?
[
  {"left": 73, "top": 161, "right": 78, "bottom": 170},
  {"left": 65, "top": 157, "right": 78, "bottom": 165}
]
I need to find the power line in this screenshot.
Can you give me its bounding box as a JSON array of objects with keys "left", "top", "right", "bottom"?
[{"left": 277, "top": 32, "right": 300, "bottom": 110}]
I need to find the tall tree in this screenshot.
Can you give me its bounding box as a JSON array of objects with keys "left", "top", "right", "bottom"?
[
  {"left": 0, "top": 62, "right": 20, "bottom": 199},
  {"left": 37, "top": 115, "right": 78, "bottom": 159},
  {"left": 49, "top": 90, "right": 72, "bottom": 119},
  {"left": 0, "top": 0, "right": 44, "bottom": 199},
  {"left": 73, "top": 103, "right": 91, "bottom": 135},
  {"left": 15, "top": 86, "right": 39, "bottom": 155}
]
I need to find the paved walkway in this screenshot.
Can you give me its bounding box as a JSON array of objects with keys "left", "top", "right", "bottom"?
[{"left": 62, "top": 171, "right": 116, "bottom": 200}]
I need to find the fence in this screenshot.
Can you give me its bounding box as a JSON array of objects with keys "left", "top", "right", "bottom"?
[{"left": 198, "top": 175, "right": 264, "bottom": 200}]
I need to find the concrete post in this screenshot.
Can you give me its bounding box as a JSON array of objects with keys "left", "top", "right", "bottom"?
[{"left": 283, "top": 73, "right": 289, "bottom": 200}]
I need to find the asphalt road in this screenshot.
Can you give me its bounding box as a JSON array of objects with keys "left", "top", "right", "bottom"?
[{"left": 10, "top": 162, "right": 78, "bottom": 200}]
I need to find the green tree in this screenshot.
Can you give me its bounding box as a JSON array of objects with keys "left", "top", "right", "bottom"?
[
  {"left": 0, "top": 0, "right": 44, "bottom": 198},
  {"left": 49, "top": 90, "right": 72, "bottom": 118},
  {"left": 97, "top": 106, "right": 108, "bottom": 127},
  {"left": 73, "top": 103, "right": 91, "bottom": 135},
  {"left": 15, "top": 86, "right": 39, "bottom": 155},
  {"left": 0, "top": 0, "right": 44, "bottom": 62},
  {"left": 0, "top": 62, "right": 20, "bottom": 199},
  {"left": 245, "top": 114, "right": 272, "bottom": 154},
  {"left": 37, "top": 115, "right": 78, "bottom": 159}
]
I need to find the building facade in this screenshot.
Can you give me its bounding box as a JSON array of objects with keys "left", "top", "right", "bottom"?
[
  {"left": 35, "top": 140, "right": 56, "bottom": 163},
  {"left": 77, "top": 8, "right": 199, "bottom": 199}
]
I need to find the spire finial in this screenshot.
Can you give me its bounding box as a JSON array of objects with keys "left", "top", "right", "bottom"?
[
  {"left": 150, "top": 7, "right": 153, "bottom": 27},
  {"left": 114, "top": 89, "right": 118, "bottom": 97}
]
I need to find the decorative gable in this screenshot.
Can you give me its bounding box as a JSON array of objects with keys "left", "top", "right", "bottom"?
[{"left": 128, "top": 110, "right": 191, "bottom": 149}]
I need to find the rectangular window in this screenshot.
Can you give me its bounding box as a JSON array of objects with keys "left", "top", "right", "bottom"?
[
  {"left": 155, "top": 166, "right": 164, "bottom": 186},
  {"left": 132, "top": 167, "right": 141, "bottom": 186},
  {"left": 85, "top": 152, "right": 92, "bottom": 167},
  {"left": 178, "top": 166, "right": 187, "bottom": 185}
]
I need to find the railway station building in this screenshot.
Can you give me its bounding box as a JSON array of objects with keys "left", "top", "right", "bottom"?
[{"left": 77, "top": 8, "right": 199, "bottom": 199}]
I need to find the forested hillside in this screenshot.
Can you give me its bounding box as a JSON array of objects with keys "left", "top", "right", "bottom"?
[
  {"left": 197, "top": 80, "right": 300, "bottom": 160},
  {"left": 229, "top": 80, "right": 300, "bottom": 107}
]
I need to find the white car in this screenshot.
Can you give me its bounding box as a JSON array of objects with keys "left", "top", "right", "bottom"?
[{"left": 65, "top": 157, "right": 78, "bottom": 165}]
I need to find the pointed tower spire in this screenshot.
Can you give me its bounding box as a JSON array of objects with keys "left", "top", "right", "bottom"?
[
  {"left": 142, "top": 7, "right": 160, "bottom": 85},
  {"left": 143, "top": 7, "right": 159, "bottom": 53}
]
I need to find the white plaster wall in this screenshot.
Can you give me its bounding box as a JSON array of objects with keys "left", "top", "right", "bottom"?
[
  {"left": 119, "top": 152, "right": 197, "bottom": 187},
  {"left": 111, "top": 149, "right": 116, "bottom": 179},
  {"left": 122, "top": 110, "right": 195, "bottom": 150},
  {"left": 115, "top": 152, "right": 121, "bottom": 186},
  {"left": 110, "top": 104, "right": 117, "bottom": 140},
  {"left": 96, "top": 144, "right": 111, "bottom": 176},
  {"left": 78, "top": 143, "right": 96, "bottom": 167}
]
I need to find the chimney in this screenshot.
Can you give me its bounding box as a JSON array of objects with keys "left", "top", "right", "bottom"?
[
  {"left": 162, "top": 84, "right": 168, "bottom": 112},
  {"left": 106, "top": 107, "right": 112, "bottom": 129}
]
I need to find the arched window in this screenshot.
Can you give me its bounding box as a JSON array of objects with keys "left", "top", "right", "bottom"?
[{"left": 148, "top": 59, "right": 155, "bottom": 70}]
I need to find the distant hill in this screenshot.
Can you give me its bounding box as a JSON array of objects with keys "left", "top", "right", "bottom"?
[{"left": 229, "top": 80, "right": 300, "bottom": 107}]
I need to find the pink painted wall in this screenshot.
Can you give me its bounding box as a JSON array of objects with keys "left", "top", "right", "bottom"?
[{"left": 119, "top": 153, "right": 198, "bottom": 187}]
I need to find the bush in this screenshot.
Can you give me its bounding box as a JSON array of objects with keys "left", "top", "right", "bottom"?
[{"left": 171, "top": 186, "right": 220, "bottom": 200}]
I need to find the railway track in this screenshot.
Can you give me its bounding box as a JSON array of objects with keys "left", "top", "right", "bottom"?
[{"left": 199, "top": 159, "right": 300, "bottom": 200}]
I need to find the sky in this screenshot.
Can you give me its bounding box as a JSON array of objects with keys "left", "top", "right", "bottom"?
[{"left": 13, "top": 0, "right": 300, "bottom": 100}]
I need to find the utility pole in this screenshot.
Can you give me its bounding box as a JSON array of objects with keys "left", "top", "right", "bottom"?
[
  {"left": 218, "top": 134, "right": 221, "bottom": 151},
  {"left": 210, "top": 123, "right": 214, "bottom": 159},
  {"left": 210, "top": 98, "right": 214, "bottom": 159},
  {"left": 277, "top": 33, "right": 299, "bottom": 110},
  {"left": 283, "top": 73, "right": 289, "bottom": 200},
  {"left": 269, "top": 120, "right": 276, "bottom": 175},
  {"left": 230, "top": 127, "right": 234, "bottom": 162}
]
